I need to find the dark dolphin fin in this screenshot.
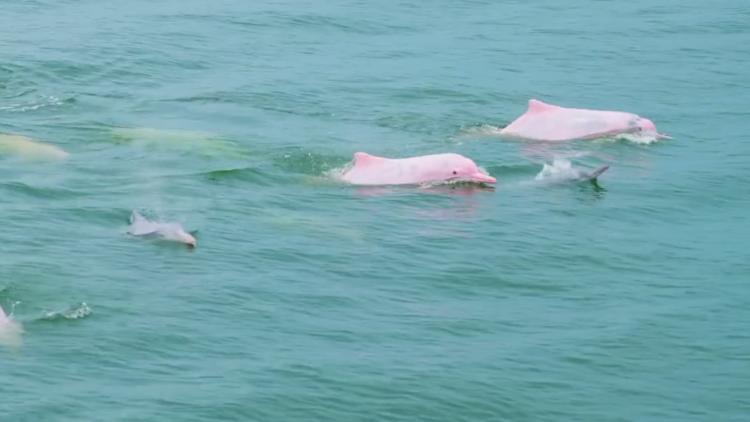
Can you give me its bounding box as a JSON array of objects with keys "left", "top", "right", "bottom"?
[
  {"left": 586, "top": 165, "right": 610, "bottom": 181},
  {"left": 129, "top": 209, "right": 147, "bottom": 224}
]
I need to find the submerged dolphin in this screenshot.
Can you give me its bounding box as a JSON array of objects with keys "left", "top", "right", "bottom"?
[
  {"left": 339, "top": 152, "right": 496, "bottom": 186},
  {"left": 0, "top": 134, "right": 68, "bottom": 160},
  {"left": 128, "top": 211, "right": 197, "bottom": 248},
  {"left": 500, "top": 99, "right": 669, "bottom": 142},
  {"left": 0, "top": 304, "right": 23, "bottom": 349},
  {"left": 111, "top": 127, "right": 247, "bottom": 158}
]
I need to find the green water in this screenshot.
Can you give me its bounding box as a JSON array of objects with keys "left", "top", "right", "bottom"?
[{"left": 1, "top": 1, "right": 748, "bottom": 420}]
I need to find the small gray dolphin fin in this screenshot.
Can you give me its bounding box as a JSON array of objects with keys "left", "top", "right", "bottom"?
[
  {"left": 129, "top": 210, "right": 144, "bottom": 224},
  {"left": 128, "top": 210, "right": 158, "bottom": 235},
  {"left": 586, "top": 165, "right": 609, "bottom": 181}
]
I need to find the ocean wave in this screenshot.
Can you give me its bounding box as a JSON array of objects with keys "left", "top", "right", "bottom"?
[{"left": 0, "top": 95, "right": 70, "bottom": 112}]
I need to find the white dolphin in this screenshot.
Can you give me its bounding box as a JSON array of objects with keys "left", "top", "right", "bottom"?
[{"left": 128, "top": 211, "right": 197, "bottom": 248}]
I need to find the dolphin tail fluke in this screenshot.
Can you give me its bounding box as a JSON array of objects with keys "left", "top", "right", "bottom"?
[{"left": 587, "top": 165, "right": 610, "bottom": 181}]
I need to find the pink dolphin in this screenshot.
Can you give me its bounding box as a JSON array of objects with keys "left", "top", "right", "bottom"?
[
  {"left": 340, "top": 152, "right": 496, "bottom": 186},
  {"left": 500, "top": 99, "right": 669, "bottom": 142},
  {"left": 0, "top": 304, "right": 23, "bottom": 349}
]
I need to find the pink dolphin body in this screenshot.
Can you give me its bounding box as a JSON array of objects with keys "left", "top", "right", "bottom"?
[
  {"left": 0, "top": 304, "right": 23, "bottom": 349},
  {"left": 340, "top": 152, "right": 496, "bottom": 186},
  {"left": 500, "top": 99, "right": 668, "bottom": 142}
]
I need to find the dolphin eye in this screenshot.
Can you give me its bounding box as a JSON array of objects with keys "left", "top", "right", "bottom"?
[{"left": 452, "top": 170, "right": 457, "bottom": 175}]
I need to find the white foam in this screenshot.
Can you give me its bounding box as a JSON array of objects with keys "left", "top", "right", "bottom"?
[
  {"left": 608, "top": 132, "right": 662, "bottom": 145},
  {"left": 535, "top": 158, "right": 580, "bottom": 181},
  {"left": 43, "top": 302, "right": 92, "bottom": 320},
  {"left": 325, "top": 161, "right": 354, "bottom": 182},
  {"left": 459, "top": 124, "right": 504, "bottom": 137}
]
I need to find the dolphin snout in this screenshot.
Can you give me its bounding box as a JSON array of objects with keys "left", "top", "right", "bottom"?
[
  {"left": 177, "top": 231, "right": 197, "bottom": 248},
  {"left": 470, "top": 172, "right": 496, "bottom": 184}
]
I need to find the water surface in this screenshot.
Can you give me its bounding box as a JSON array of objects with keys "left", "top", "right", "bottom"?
[{"left": 1, "top": 1, "right": 748, "bottom": 420}]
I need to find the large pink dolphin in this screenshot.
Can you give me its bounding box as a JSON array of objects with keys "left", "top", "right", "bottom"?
[
  {"left": 0, "top": 304, "right": 23, "bottom": 349},
  {"left": 339, "top": 152, "right": 496, "bottom": 186},
  {"left": 500, "top": 99, "right": 669, "bottom": 142}
]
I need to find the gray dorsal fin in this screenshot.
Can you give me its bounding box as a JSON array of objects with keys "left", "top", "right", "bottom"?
[
  {"left": 130, "top": 210, "right": 145, "bottom": 224},
  {"left": 587, "top": 165, "right": 610, "bottom": 180},
  {"left": 128, "top": 210, "right": 159, "bottom": 235}
]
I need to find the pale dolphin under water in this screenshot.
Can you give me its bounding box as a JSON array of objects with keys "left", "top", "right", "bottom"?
[
  {"left": 111, "top": 127, "right": 247, "bottom": 157},
  {"left": 128, "top": 211, "right": 197, "bottom": 248},
  {"left": 0, "top": 134, "right": 68, "bottom": 160}
]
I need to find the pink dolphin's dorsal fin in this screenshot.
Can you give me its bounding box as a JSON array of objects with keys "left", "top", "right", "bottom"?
[
  {"left": 353, "top": 152, "right": 384, "bottom": 166},
  {"left": 527, "top": 99, "right": 558, "bottom": 114}
]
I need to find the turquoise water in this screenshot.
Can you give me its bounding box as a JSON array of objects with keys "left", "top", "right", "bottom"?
[{"left": 1, "top": 0, "right": 748, "bottom": 420}]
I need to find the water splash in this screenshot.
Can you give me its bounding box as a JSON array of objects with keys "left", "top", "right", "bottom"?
[
  {"left": 324, "top": 165, "right": 349, "bottom": 182},
  {"left": 457, "top": 124, "right": 505, "bottom": 138},
  {"left": 277, "top": 149, "right": 349, "bottom": 176},
  {"left": 610, "top": 132, "right": 665, "bottom": 144},
  {"left": 536, "top": 158, "right": 577, "bottom": 181},
  {"left": 42, "top": 302, "right": 92, "bottom": 321},
  {"left": 9, "top": 301, "right": 21, "bottom": 318},
  {"left": 535, "top": 158, "right": 608, "bottom": 183},
  {"left": 0, "top": 302, "right": 23, "bottom": 350}
]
